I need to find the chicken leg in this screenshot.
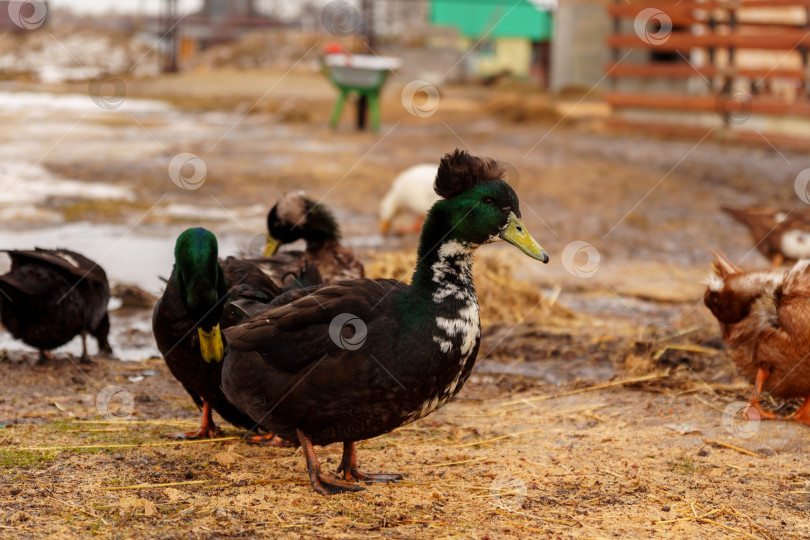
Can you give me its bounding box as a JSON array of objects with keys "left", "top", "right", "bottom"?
[{"left": 744, "top": 367, "right": 779, "bottom": 420}]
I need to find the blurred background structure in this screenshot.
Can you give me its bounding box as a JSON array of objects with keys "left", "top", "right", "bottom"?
[
  {"left": 3, "top": 2, "right": 810, "bottom": 536},
  {"left": 606, "top": 1, "right": 810, "bottom": 144},
  {"left": 13, "top": 0, "right": 805, "bottom": 143}
]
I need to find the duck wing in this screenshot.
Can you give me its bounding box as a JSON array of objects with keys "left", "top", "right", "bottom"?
[
  {"left": 223, "top": 278, "right": 407, "bottom": 373},
  {"left": 221, "top": 257, "right": 281, "bottom": 298},
  {"left": 0, "top": 273, "right": 39, "bottom": 302},
  {"left": 332, "top": 245, "right": 365, "bottom": 280},
  {"left": 4, "top": 248, "right": 108, "bottom": 284},
  {"left": 243, "top": 251, "right": 307, "bottom": 287}
]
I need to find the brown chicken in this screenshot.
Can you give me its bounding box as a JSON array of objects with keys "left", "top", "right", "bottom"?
[
  {"left": 704, "top": 251, "right": 810, "bottom": 425},
  {"left": 722, "top": 206, "right": 810, "bottom": 267}
]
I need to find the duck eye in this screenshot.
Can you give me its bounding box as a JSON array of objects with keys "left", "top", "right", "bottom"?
[{"left": 482, "top": 197, "right": 495, "bottom": 205}]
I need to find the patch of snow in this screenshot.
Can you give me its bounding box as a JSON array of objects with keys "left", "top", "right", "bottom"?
[
  {"left": 0, "top": 30, "right": 160, "bottom": 83},
  {"left": 154, "top": 203, "right": 267, "bottom": 221},
  {"left": 0, "top": 91, "right": 171, "bottom": 116},
  {"left": 0, "top": 161, "right": 133, "bottom": 204}
]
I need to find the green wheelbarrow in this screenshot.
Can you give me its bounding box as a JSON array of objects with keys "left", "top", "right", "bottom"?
[{"left": 322, "top": 54, "right": 402, "bottom": 132}]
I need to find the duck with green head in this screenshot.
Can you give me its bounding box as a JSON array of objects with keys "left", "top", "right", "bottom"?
[
  {"left": 153, "top": 227, "right": 288, "bottom": 443},
  {"left": 221, "top": 150, "right": 549, "bottom": 494},
  {"left": 250, "top": 192, "right": 363, "bottom": 287}
]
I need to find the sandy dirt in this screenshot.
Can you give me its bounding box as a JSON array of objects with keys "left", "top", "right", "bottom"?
[
  {"left": 1, "top": 311, "right": 809, "bottom": 539},
  {"left": 0, "top": 65, "right": 808, "bottom": 538}
]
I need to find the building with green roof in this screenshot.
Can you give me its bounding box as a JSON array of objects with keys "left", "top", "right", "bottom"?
[{"left": 430, "top": 0, "right": 554, "bottom": 83}]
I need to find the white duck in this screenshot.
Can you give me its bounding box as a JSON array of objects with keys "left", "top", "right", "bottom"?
[{"left": 379, "top": 164, "right": 441, "bottom": 235}]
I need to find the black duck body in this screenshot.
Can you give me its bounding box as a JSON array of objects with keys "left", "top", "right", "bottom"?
[
  {"left": 222, "top": 271, "right": 480, "bottom": 445},
  {"left": 219, "top": 150, "right": 550, "bottom": 494},
  {"left": 0, "top": 248, "right": 111, "bottom": 360},
  {"left": 153, "top": 254, "right": 282, "bottom": 432}
]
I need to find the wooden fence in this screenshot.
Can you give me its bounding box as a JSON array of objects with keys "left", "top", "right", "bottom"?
[{"left": 606, "top": 0, "right": 810, "bottom": 145}]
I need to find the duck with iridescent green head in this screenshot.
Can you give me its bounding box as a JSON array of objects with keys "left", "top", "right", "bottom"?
[
  {"left": 152, "top": 227, "right": 289, "bottom": 444},
  {"left": 221, "top": 150, "right": 549, "bottom": 494}
]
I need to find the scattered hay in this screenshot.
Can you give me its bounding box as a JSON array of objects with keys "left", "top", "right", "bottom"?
[
  {"left": 483, "top": 94, "right": 561, "bottom": 124},
  {"left": 367, "top": 250, "right": 580, "bottom": 327},
  {"left": 0, "top": 345, "right": 806, "bottom": 538}
]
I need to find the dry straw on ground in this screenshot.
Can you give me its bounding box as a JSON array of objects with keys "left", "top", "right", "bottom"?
[{"left": 367, "top": 249, "right": 580, "bottom": 327}]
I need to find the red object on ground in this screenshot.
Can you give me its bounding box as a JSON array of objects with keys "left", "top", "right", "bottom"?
[{"left": 324, "top": 43, "right": 346, "bottom": 55}]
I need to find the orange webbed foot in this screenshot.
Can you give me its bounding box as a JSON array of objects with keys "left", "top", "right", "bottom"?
[
  {"left": 339, "top": 466, "right": 402, "bottom": 484},
  {"left": 167, "top": 402, "right": 222, "bottom": 439},
  {"left": 244, "top": 433, "right": 296, "bottom": 447},
  {"left": 297, "top": 429, "right": 365, "bottom": 495},
  {"left": 338, "top": 441, "right": 402, "bottom": 484}
]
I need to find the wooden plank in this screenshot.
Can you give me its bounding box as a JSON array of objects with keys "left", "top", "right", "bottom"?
[
  {"left": 607, "top": 31, "right": 810, "bottom": 51},
  {"left": 607, "top": 5, "right": 705, "bottom": 25},
  {"left": 605, "top": 92, "right": 810, "bottom": 116},
  {"left": 607, "top": 62, "right": 716, "bottom": 79},
  {"left": 609, "top": 0, "right": 810, "bottom": 13},
  {"left": 741, "top": 0, "right": 810, "bottom": 6},
  {"left": 606, "top": 62, "right": 807, "bottom": 81},
  {"left": 735, "top": 67, "right": 808, "bottom": 80},
  {"left": 737, "top": 22, "right": 810, "bottom": 31},
  {"left": 608, "top": 4, "right": 710, "bottom": 20}
]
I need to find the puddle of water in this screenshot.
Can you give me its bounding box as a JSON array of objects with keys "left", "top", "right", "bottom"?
[
  {"left": 0, "top": 223, "right": 252, "bottom": 293},
  {"left": 0, "top": 223, "right": 268, "bottom": 362}
]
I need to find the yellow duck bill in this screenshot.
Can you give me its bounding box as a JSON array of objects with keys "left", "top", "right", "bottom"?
[
  {"left": 198, "top": 324, "right": 225, "bottom": 363},
  {"left": 263, "top": 233, "right": 280, "bottom": 257},
  {"left": 499, "top": 212, "right": 549, "bottom": 263}
]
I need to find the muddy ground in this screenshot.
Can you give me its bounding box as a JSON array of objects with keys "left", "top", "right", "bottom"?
[{"left": 0, "top": 65, "right": 808, "bottom": 538}]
